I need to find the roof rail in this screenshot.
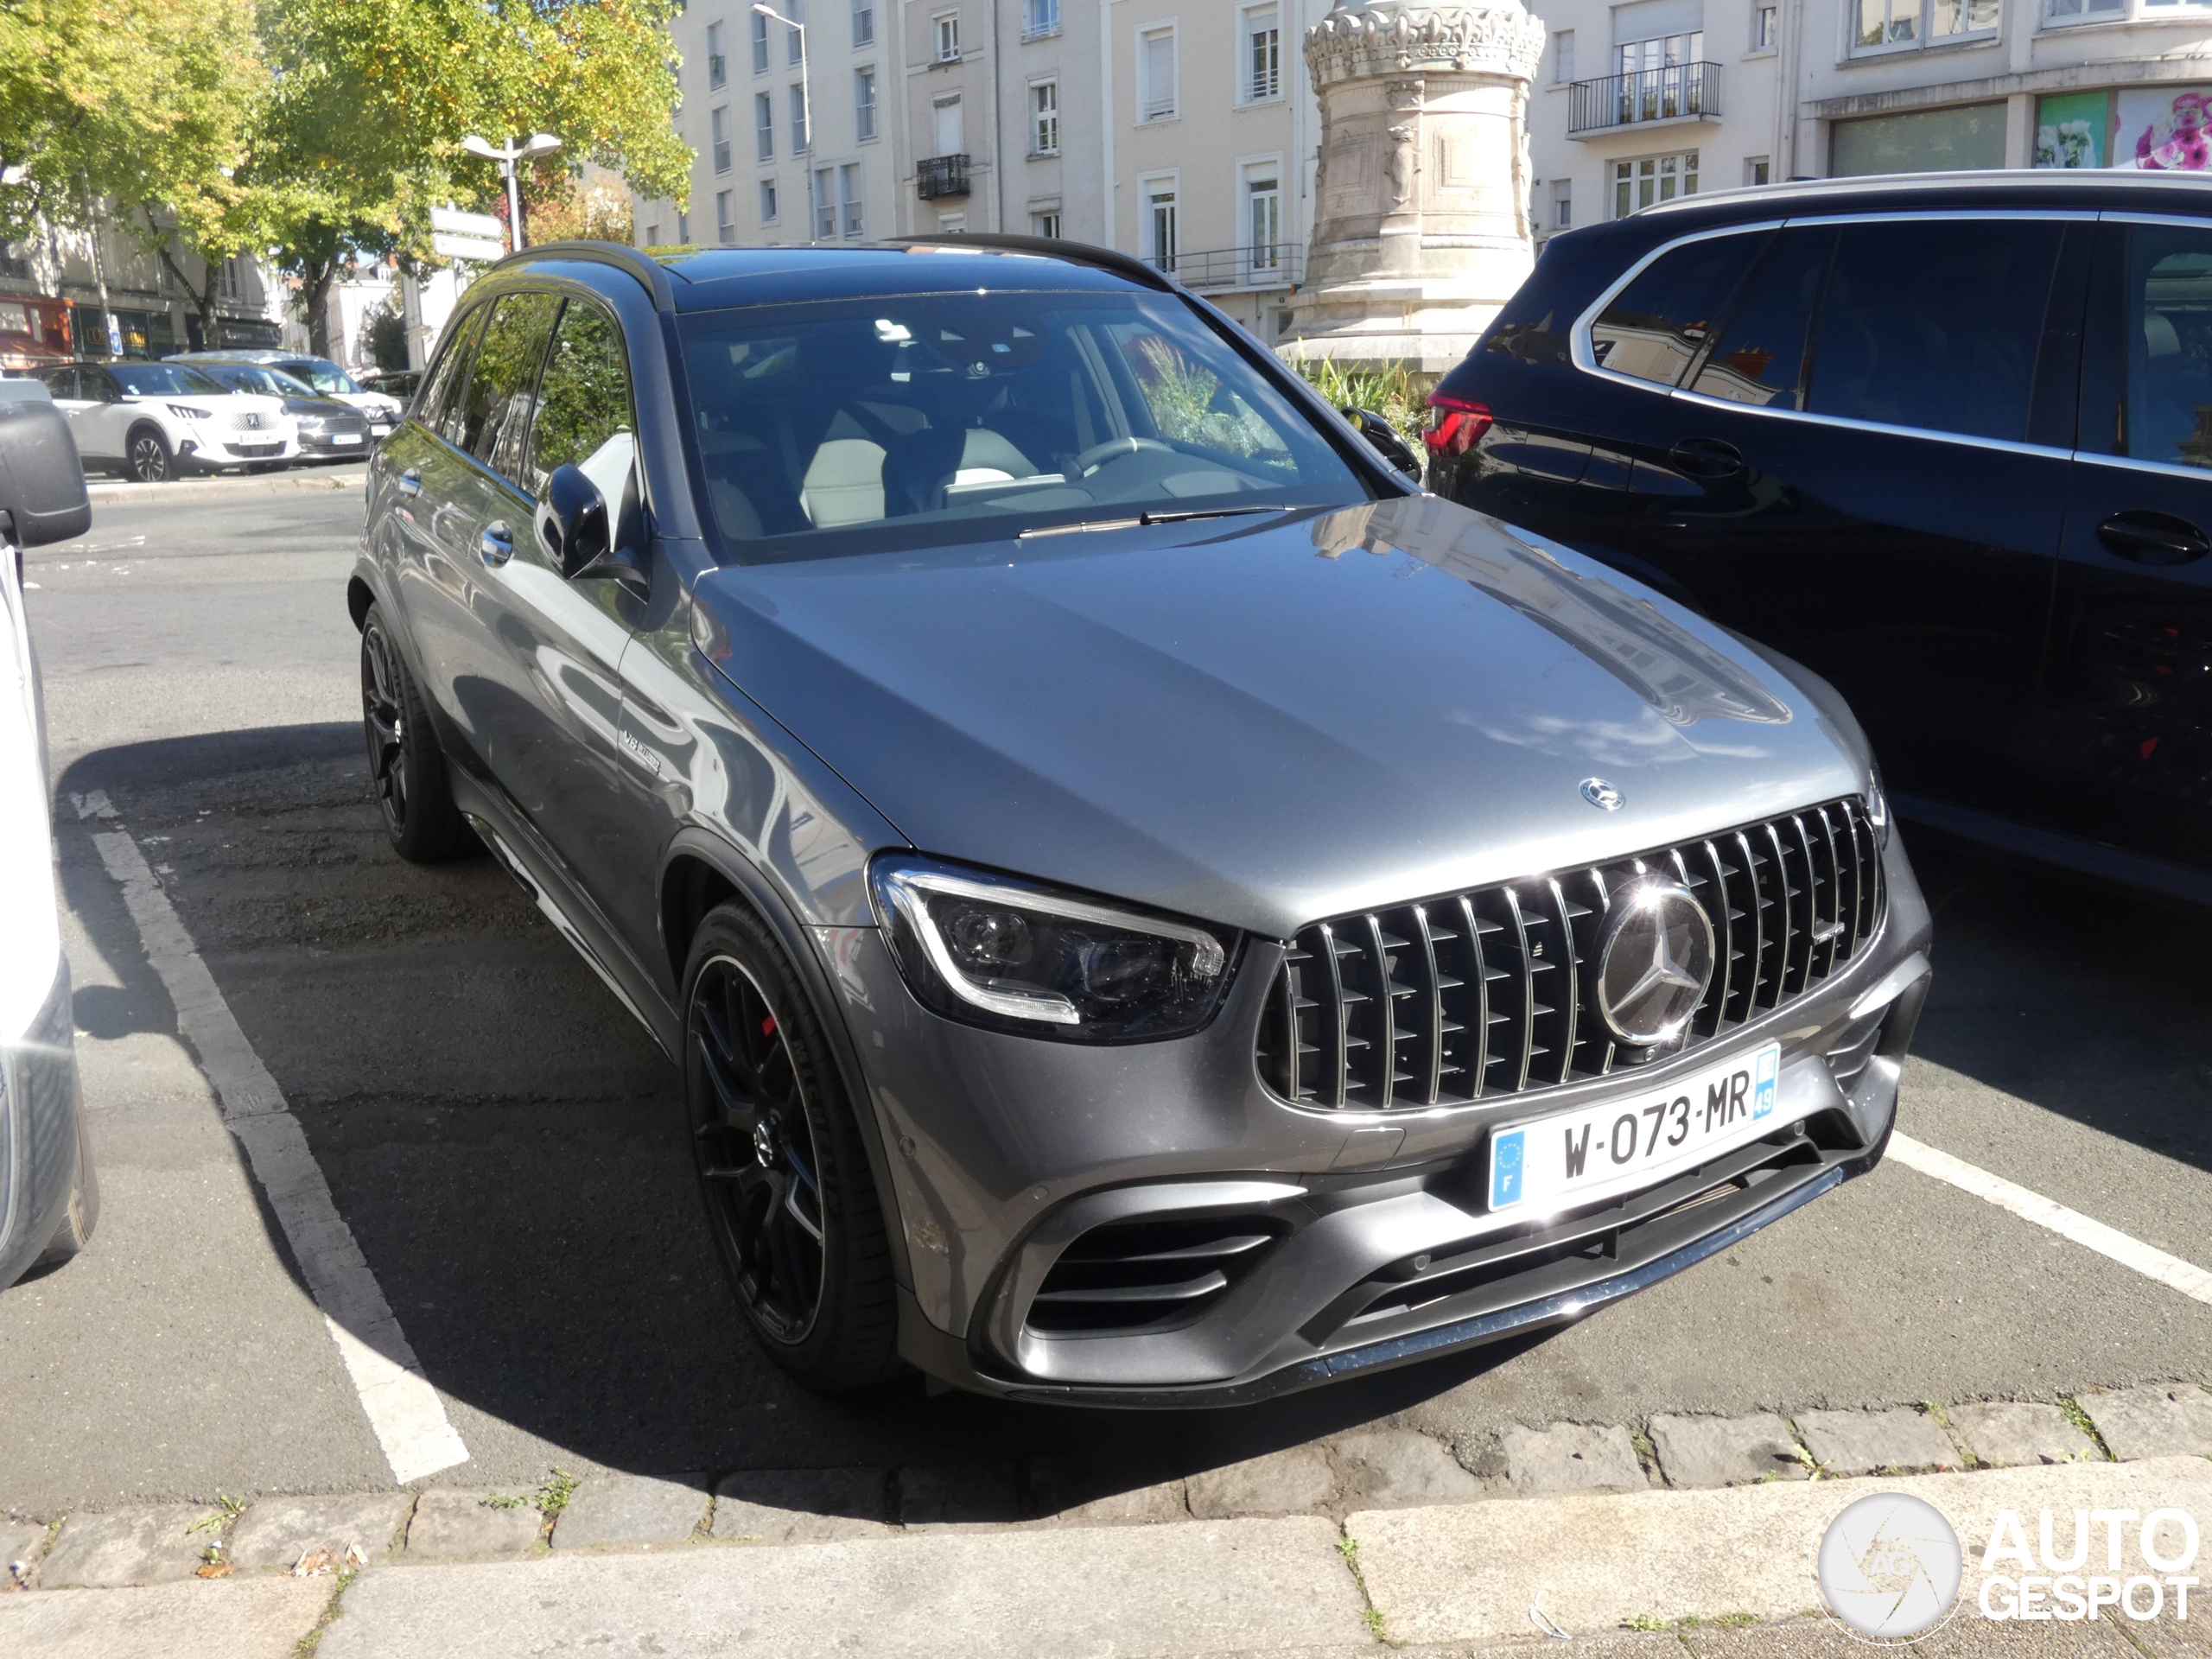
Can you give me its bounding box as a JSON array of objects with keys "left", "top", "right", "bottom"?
[
  {"left": 875, "top": 232, "right": 1180, "bottom": 295},
  {"left": 493, "top": 240, "right": 678, "bottom": 308}
]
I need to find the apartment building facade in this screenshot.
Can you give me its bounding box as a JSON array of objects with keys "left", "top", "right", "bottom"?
[{"left": 0, "top": 220, "right": 287, "bottom": 373}]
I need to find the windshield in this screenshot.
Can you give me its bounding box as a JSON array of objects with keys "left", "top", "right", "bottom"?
[
  {"left": 209, "top": 365, "right": 297, "bottom": 397},
  {"left": 288, "top": 360, "right": 364, "bottom": 395},
  {"left": 678, "top": 288, "right": 1365, "bottom": 563},
  {"left": 113, "top": 364, "right": 225, "bottom": 397}
]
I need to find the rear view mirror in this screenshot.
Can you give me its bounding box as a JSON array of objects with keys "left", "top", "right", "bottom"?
[
  {"left": 1342, "top": 407, "right": 1423, "bottom": 483},
  {"left": 540, "top": 463, "right": 648, "bottom": 596},
  {"left": 0, "top": 398, "right": 91, "bottom": 549}
]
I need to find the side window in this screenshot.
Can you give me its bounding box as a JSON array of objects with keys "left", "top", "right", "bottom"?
[
  {"left": 524, "top": 300, "right": 635, "bottom": 503},
  {"left": 1806, "top": 219, "right": 2061, "bottom": 443},
  {"left": 41, "top": 367, "right": 77, "bottom": 398},
  {"left": 1688, "top": 228, "right": 1834, "bottom": 409},
  {"left": 456, "top": 292, "right": 562, "bottom": 474},
  {"left": 421, "top": 306, "right": 486, "bottom": 442},
  {"left": 2123, "top": 225, "right": 2212, "bottom": 469},
  {"left": 1587, "top": 232, "right": 1768, "bottom": 388}
]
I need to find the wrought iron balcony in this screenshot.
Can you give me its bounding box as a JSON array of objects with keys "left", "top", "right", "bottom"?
[
  {"left": 917, "top": 154, "right": 970, "bottom": 200},
  {"left": 1567, "top": 61, "right": 1720, "bottom": 136},
  {"left": 1154, "top": 244, "right": 1306, "bottom": 291}
]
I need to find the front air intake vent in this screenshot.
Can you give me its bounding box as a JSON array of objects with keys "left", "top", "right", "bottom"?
[
  {"left": 1255, "top": 797, "right": 1885, "bottom": 1111},
  {"left": 1025, "top": 1213, "right": 1288, "bottom": 1337}
]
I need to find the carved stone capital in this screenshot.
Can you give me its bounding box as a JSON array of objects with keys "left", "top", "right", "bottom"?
[{"left": 1304, "top": 2, "right": 1546, "bottom": 87}]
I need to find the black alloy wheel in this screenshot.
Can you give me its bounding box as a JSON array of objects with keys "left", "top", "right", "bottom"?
[
  {"left": 126, "top": 427, "right": 173, "bottom": 483},
  {"left": 683, "top": 904, "right": 899, "bottom": 1389},
  {"left": 358, "top": 604, "right": 472, "bottom": 861}
]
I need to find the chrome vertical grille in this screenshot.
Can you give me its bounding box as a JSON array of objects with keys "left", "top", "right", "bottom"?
[{"left": 1254, "top": 797, "right": 1884, "bottom": 1110}]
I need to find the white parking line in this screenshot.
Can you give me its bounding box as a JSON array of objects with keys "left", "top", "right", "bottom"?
[
  {"left": 1888, "top": 1130, "right": 2212, "bottom": 1307},
  {"left": 91, "top": 827, "right": 470, "bottom": 1484}
]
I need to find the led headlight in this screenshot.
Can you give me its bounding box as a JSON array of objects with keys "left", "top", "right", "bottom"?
[
  {"left": 870, "top": 855, "right": 1237, "bottom": 1043},
  {"left": 1865, "top": 765, "right": 1891, "bottom": 849},
  {"left": 167, "top": 404, "right": 213, "bottom": 420}
]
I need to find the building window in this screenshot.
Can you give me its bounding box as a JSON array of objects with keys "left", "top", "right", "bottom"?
[
  {"left": 938, "top": 211, "right": 966, "bottom": 232},
  {"left": 1611, "top": 150, "right": 1698, "bottom": 218},
  {"left": 1032, "top": 210, "right": 1061, "bottom": 237},
  {"left": 712, "top": 106, "right": 732, "bottom": 173},
  {"left": 814, "top": 167, "right": 836, "bottom": 238},
  {"left": 756, "top": 92, "right": 774, "bottom": 159},
  {"left": 1853, "top": 0, "right": 1998, "bottom": 53},
  {"left": 1141, "top": 26, "right": 1177, "bottom": 122},
  {"left": 855, "top": 67, "right": 878, "bottom": 141},
  {"left": 1833, "top": 100, "right": 2006, "bottom": 174},
  {"left": 1244, "top": 6, "right": 1280, "bottom": 101},
  {"left": 933, "top": 11, "right": 960, "bottom": 61},
  {"left": 1552, "top": 177, "right": 1572, "bottom": 229},
  {"left": 1554, "top": 29, "right": 1574, "bottom": 83},
  {"left": 677, "top": 209, "right": 691, "bottom": 241},
  {"left": 751, "top": 10, "right": 771, "bottom": 73},
  {"left": 760, "top": 178, "right": 779, "bottom": 222},
  {"left": 785, "top": 0, "right": 805, "bottom": 64},
  {"left": 1752, "top": 5, "right": 1778, "bottom": 48},
  {"left": 716, "top": 189, "right": 735, "bottom": 244},
  {"left": 645, "top": 221, "right": 662, "bottom": 247},
  {"left": 1143, "top": 175, "right": 1179, "bottom": 270},
  {"left": 1618, "top": 31, "right": 1703, "bottom": 80},
  {"left": 1246, "top": 165, "right": 1281, "bottom": 276},
  {"left": 1025, "top": 0, "right": 1060, "bottom": 37},
  {"left": 708, "top": 21, "right": 727, "bottom": 87},
  {"left": 1745, "top": 156, "right": 1771, "bottom": 185},
  {"left": 2046, "top": 0, "right": 2122, "bottom": 19},
  {"left": 840, "top": 162, "right": 863, "bottom": 237},
  {"left": 932, "top": 93, "right": 963, "bottom": 156},
  {"left": 853, "top": 0, "right": 874, "bottom": 45},
  {"left": 1032, "top": 80, "right": 1059, "bottom": 154},
  {"left": 790, "top": 83, "right": 809, "bottom": 152}
]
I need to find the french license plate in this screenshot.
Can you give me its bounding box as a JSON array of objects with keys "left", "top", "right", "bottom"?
[
  {"left": 333, "top": 434, "right": 364, "bottom": 445},
  {"left": 1487, "top": 1042, "right": 1782, "bottom": 1213}
]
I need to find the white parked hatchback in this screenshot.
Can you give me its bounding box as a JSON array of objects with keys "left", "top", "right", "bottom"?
[{"left": 39, "top": 360, "right": 296, "bottom": 481}]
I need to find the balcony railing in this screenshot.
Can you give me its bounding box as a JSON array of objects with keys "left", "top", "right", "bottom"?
[
  {"left": 917, "top": 154, "right": 970, "bottom": 199},
  {"left": 1150, "top": 245, "right": 1305, "bottom": 291},
  {"left": 1567, "top": 61, "right": 1720, "bottom": 135}
]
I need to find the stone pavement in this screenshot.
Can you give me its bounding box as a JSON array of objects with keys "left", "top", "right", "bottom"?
[{"left": 1, "top": 1389, "right": 2208, "bottom": 1656}]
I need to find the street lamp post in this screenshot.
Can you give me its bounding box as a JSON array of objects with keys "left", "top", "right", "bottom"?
[
  {"left": 752, "top": 4, "right": 812, "bottom": 244},
  {"left": 461, "top": 133, "right": 564, "bottom": 251}
]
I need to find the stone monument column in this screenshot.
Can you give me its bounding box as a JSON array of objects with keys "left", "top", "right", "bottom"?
[{"left": 1279, "top": 0, "right": 1547, "bottom": 373}]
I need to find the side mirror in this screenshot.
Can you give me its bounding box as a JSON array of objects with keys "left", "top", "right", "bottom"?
[
  {"left": 540, "top": 462, "right": 648, "bottom": 595},
  {"left": 1342, "top": 407, "right": 1423, "bottom": 483}
]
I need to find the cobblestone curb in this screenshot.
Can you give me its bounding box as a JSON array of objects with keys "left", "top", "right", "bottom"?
[{"left": 82, "top": 467, "right": 365, "bottom": 507}]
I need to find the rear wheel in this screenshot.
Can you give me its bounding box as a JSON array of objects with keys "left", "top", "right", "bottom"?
[
  {"left": 359, "top": 604, "right": 473, "bottom": 861},
  {"left": 125, "top": 425, "right": 174, "bottom": 483},
  {"left": 683, "top": 903, "right": 899, "bottom": 1391}
]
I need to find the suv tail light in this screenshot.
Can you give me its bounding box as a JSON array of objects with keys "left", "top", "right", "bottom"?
[{"left": 1423, "top": 391, "right": 1492, "bottom": 457}]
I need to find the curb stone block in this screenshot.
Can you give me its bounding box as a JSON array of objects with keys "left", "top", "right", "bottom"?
[
  {"left": 711, "top": 1468, "right": 891, "bottom": 1542},
  {"left": 1794, "top": 1407, "right": 1960, "bottom": 1477},
  {"left": 404, "top": 1490, "right": 543, "bottom": 1560},
  {"left": 1501, "top": 1422, "right": 1649, "bottom": 1495},
  {"left": 39, "top": 1504, "right": 220, "bottom": 1587},
  {"left": 1027, "top": 1457, "right": 1190, "bottom": 1525},
  {"left": 550, "top": 1474, "right": 710, "bottom": 1551},
  {"left": 1186, "top": 1446, "right": 1340, "bottom": 1517},
  {"left": 1648, "top": 1413, "right": 1808, "bottom": 1489},
  {"left": 1327, "top": 1429, "right": 1489, "bottom": 1509},
  {"left": 230, "top": 1492, "right": 414, "bottom": 1571},
  {"left": 899, "top": 1464, "right": 1028, "bottom": 1528},
  {"left": 1948, "top": 1401, "right": 2100, "bottom": 1469},
  {"left": 2080, "top": 1385, "right": 2212, "bottom": 1462}
]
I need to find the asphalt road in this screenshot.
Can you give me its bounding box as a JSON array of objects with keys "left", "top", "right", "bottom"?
[{"left": 5, "top": 481, "right": 2209, "bottom": 1515}]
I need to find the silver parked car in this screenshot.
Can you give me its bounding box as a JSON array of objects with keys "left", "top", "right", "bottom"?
[{"left": 353, "top": 238, "right": 1932, "bottom": 1403}]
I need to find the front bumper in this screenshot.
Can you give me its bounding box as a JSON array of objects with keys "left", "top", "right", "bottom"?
[
  {"left": 181, "top": 435, "right": 295, "bottom": 467},
  {"left": 824, "top": 832, "right": 1934, "bottom": 1404},
  {"left": 0, "top": 952, "right": 84, "bottom": 1289}
]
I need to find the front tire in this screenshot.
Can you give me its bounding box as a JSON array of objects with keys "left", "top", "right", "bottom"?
[
  {"left": 683, "top": 903, "right": 899, "bottom": 1392},
  {"left": 125, "top": 425, "right": 174, "bottom": 483},
  {"left": 359, "top": 604, "right": 473, "bottom": 861}
]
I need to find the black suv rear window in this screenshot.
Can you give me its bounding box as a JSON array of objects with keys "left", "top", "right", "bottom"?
[{"left": 1589, "top": 231, "right": 1769, "bottom": 389}]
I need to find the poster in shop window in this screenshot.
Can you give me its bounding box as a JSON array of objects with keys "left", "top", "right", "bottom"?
[
  {"left": 2034, "top": 91, "right": 2109, "bottom": 169},
  {"left": 2120, "top": 86, "right": 2212, "bottom": 171}
]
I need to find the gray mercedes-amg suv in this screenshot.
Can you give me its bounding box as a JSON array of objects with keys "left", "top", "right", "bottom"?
[{"left": 353, "top": 237, "right": 1932, "bottom": 1404}]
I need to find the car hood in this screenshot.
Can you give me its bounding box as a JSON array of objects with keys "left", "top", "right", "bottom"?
[
  {"left": 284, "top": 397, "right": 358, "bottom": 417},
  {"left": 695, "top": 495, "right": 1869, "bottom": 938}
]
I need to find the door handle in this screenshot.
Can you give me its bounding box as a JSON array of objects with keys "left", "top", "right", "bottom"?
[
  {"left": 2096, "top": 510, "right": 2210, "bottom": 565},
  {"left": 395, "top": 467, "right": 422, "bottom": 498},
  {"left": 1667, "top": 437, "right": 1743, "bottom": 480},
  {"left": 479, "top": 520, "right": 515, "bottom": 568}
]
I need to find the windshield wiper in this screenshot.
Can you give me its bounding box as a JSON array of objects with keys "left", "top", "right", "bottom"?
[{"left": 1019, "top": 505, "right": 1291, "bottom": 538}]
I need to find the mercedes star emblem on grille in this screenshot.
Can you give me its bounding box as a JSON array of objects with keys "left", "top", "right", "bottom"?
[
  {"left": 1594, "top": 880, "right": 1715, "bottom": 1044},
  {"left": 1580, "top": 777, "right": 1624, "bottom": 810}
]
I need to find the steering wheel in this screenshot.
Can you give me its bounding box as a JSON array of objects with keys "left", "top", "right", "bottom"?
[{"left": 1071, "top": 436, "right": 1176, "bottom": 477}]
